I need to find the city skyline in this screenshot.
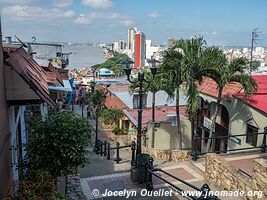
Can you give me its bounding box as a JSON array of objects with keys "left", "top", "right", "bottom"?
[{"left": 1, "top": 0, "right": 267, "bottom": 46}]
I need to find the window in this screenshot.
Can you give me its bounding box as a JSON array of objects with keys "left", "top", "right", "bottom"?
[
  {"left": 56, "top": 52, "right": 62, "bottom": 57},
  {"left": 246, "top": 124, "right": 258, "bottom": 147},
  {"left": 133, "top": 94, "right": 147, "bottom": 109}
]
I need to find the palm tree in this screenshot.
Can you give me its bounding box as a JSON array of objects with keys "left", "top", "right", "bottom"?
[
  {"left": 160, "top": 48, "right": 183, "bottom": 149},
  {"left": 205, "top": 57, "right": 258, "bottom": 152},
  {"left": 160, "top": 37, "right": 225, "bottom": 150}
]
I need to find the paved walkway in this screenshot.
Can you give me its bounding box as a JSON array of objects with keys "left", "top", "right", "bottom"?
[{"left": 74, "top": 105, "right": 264, "bottom": 200}]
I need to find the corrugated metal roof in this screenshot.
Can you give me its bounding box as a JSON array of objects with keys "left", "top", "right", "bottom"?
[
  {"left": 123, "top": 106, "right": 188, "bottom": 129},
  {"left": 4, "top": 47, "right": 55, "bottom": 108}
]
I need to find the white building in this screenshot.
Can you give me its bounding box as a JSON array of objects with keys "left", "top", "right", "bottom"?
[
  {"left": 113, "top": 41, "right": 119, "bottom": 52},
  {"left": 128, "top": 27, "right": 137, "bottom": 52},
  {"left": 146, "top": 40, "right": 160, "bottom": 59},
  {"left": 255, "top": 47, "right": 264, "bottom": 55}
]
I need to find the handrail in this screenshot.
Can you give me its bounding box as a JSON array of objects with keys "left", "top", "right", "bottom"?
[
  {"left": 152, "top": 168, "right": 201, "bottom": 191},
  {"left": 96, "top": 139, "right": 136, "bottom": 165},
  {"left": 238, "top": 169, "right": 252, "bottom": 179},
  {"left": 192, "top": 126, "right": 267, "bottom": 161},
  {"left": 148, "top": 169, "right": 199, "bottom": 200},
  {"left": 146, "top": 157, "right": 220, "bottom": 200}
]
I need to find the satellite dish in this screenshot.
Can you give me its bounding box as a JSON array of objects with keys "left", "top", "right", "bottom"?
[{"left": 15, "top": 35, "right": 28, "bottom": 48}]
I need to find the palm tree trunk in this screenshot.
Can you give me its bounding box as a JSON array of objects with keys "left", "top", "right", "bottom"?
[
  {"left": 151, "top": 92, "right": 155, "bottom": 148},
  {"left": 176, "top": 88, "right": 182, "bottom": 149},
  {"left": 206, "top": 87, "right": 223, "bottom": 152}
]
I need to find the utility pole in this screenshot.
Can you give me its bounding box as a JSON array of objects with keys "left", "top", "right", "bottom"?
[{"left": 250, "top": 28, "right": 261, "bottom": 74}]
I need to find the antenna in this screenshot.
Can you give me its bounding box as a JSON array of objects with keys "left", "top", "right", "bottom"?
[
  {"left": 250, "top": 28, "right": 262, "bottom": 74},
  {"left": 15, "top": 35, "right": 28, "bottom": 48}
]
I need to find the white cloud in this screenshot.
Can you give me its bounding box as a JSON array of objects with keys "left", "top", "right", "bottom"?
[
  {"left": 2, "top": 5, "right": 75, "bottom": 22},
  {"left": 119, "top": 19, "right": 134, "bottom": 26},
  {"left": 64, "top": 10, "right": 75, "bottom": 17},
  {"left": 53, "top": 0, "right": 73, "bottom": 7},
  {"left": 81, "top": 0, "right": 113, "bottom": 9},
  {"left": 0, "top": 0, "right": 35, "bottom": 4},
  {"left": 74, "top": 11, "right": 134, "bottom": 26},
  {"left": 148, "top": 11, "right": 159, "bottom": 18},
  {"left": 199, "top": 31, "right": 219, "bottom": 36},
  {"left": 74, "top": 14, "right": 92, "bottom": 24}
]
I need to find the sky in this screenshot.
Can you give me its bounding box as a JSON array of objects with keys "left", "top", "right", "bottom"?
[{"left": 1, "top": 0, "right": 267, "bottom": 46}]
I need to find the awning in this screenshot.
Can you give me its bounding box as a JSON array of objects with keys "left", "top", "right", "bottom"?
[
  {"left": 4, "top": 47, "right": 55, "bottom": 108},
  {"left": 48, "top": 80, "right": 72, "bottom": 92}
]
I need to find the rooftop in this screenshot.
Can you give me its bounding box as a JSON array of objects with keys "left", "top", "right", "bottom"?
[
  {"left": 199, "top": 77, "right": 243, "bottom": 101},
  {"left": 234, "top": 75, "right": 267, "bottom": 114},
  {"left": 123, "top": 106, "right": 188, "bottom": 129},
  {"left": 4, "top": 46, "right": 55, "bottom": 108},
  {"left": 107, "top": 83, "right": 187, "bottom": 109}
]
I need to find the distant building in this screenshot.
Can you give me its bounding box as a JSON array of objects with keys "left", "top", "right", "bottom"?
[
  {"left": 145, "top": 40, "right": 160, "bottom": 64},
  {"left": 167, "top": 37, "right": 176, "bottom": 48},
  {"left": 28, "top": 42, "right": 70, "bottom": 68},
  {"left": 255, "top": 47, "right": 264, "bottom": 55},
  {"left": 135, "top": 31, "right": 146, "bottom": 69},
  {"left": 113, "top": 41, "right": 119, "bottom": 51},
  {"left": 118, "top": 40, "right": 127, "bottom": 51},
  {"left": 128, "top": 27, "right": 137, "bottom": 52}
]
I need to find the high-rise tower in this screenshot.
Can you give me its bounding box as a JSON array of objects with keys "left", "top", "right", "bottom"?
[
  {"left": 128, "top": 27, "right": 137, "bottom": 52},
  {"left": 135, "top": 31, "right": 146, "bottom": 69}
]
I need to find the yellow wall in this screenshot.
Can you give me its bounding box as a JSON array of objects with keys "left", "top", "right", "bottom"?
[
  {"left": 146, "top": 120, "right": 192, "bottom": 150},
  {"left": 200, "top": 93, "right": 267, "bottom": 150}
]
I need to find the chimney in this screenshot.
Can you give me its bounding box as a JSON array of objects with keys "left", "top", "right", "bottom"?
[{"left": 5, "top": 36, "right": 12, "bottom": 44}]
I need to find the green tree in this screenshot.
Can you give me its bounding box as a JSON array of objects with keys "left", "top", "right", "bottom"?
[
  {"left": 99, "top": 53, "right": 130, "bottom": 76},
  {"left": 160, "top": 37, "right": 224, "bottom": 150},
  {"left": 159, "top": 46, "right": 183, "bottom": 149},
  {"left": 26, "top": 111, "right": 91, "bottom": 194},
  {"left": 100, "top": 108, "right": 123, "bottom": 127},
  {"left": 87, "top": 88, "right": 106, "bottom": 107},
  {"left": 251, "top": 60, "right": 260, "bottom": 71},
  {"left": 205, "top": 57, "right": 258, "bottom": 152}
]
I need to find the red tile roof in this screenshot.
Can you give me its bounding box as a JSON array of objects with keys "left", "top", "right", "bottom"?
[
  {"left": 234, "top": 75, "right": 267, "bottom": 114},
  {"left": 105, "top": 93, "right": 128, "bottom": 109},
  {"left": 199, "top": 77, "right": 243, "bottom": 101},
  {"left": 4, "top": 47, "right": 55, "bottom": 108},
  {"left": 123, "top": 106, "right": 188, "bottom": 129}
]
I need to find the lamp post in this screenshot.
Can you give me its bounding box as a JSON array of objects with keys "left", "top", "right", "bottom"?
[{"left": 123, "top": 58, "right": 159, "bottom": 158}]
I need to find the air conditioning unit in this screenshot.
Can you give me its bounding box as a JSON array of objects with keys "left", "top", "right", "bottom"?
[{"left": 166, "top": 113, "right": 177, "bottom": 126}]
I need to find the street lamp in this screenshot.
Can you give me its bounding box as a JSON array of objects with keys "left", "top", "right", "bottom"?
[{"left": 123, "top": 58, "right": 159, "bottom": 158}]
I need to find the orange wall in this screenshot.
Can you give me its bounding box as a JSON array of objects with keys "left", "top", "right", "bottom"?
[{"left": 135, "top": 33, "right": 141, "bottom": 69}]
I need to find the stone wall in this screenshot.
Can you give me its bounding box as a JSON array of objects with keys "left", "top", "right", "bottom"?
[
  {"left": 143, "top": 147, "right": 190, "bottom": 161},
  {"left": 205, "top": 154, "right": 266, "bottom": 200},
  {"left": 66, "top": 173, "right": 85, "bottom": 200},
  {"left": 252, "top": 158, "right": 267, "bottom": 199}
]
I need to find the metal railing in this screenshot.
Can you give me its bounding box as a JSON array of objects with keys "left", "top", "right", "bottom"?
[
  {"left": 96, "top": 140, "right": 136, "bottom": 165},
  {"left": 146, "top": 157, "right": 220, "bottom": 200},
  {"left": 192, "top": 127, "right": 267, "bottom": 161}
]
